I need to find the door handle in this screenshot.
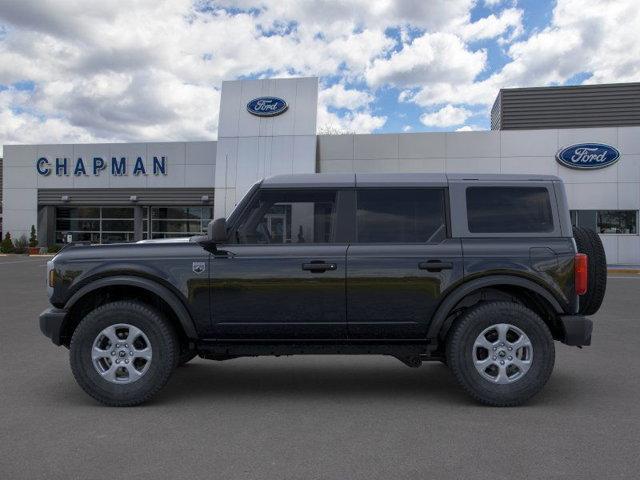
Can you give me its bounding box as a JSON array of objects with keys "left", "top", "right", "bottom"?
[
  {"left": 302, "top": 262, "right": 337, "bottom": 272},
  {"left": 418, "top": 260, "right": 453, "bottom": 272}
]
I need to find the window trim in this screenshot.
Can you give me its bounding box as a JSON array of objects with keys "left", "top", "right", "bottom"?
[{"left": 353, "top": 187, "right": 449, "bottom": 245}]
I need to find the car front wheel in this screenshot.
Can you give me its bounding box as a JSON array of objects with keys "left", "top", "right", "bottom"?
[{"left": 70, "top": 301, "right": 178, "bottom": 407}]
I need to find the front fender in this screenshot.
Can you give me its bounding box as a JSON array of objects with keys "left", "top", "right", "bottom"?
[{"left": 64, "top": 275, "right": 198, "bottom": 339}]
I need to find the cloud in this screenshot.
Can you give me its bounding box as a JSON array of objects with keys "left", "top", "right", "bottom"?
[
  {"left": 402, "top": 0, "right": 640, "bottom": 110},
  {"left": 484, "top": 0, "right": 507, "bottom": 7},
  {"left": 420, "top": 105, "right": 472, "bottom": 127},
  {"left": 317, "top": 107, "right": 387, "bottom": 134},
  {"left": 0, "top": 0, "right": 638, "bottom": 149},
  {"left": 366, "top": 32, "right": 486, "bottom": 88},
  {"left": 459, "top": 7, "right": 523, "bottom": 42},
  {"left": 319, "top": 84, "right": 373, "bottom": 110},
  {"left": 456, "top": 125, "right": 484, "bottom": 131}
]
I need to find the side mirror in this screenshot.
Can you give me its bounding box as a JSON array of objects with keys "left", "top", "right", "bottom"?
[{"left": 208, "top": 218, "right": 227, "bottom": 243}]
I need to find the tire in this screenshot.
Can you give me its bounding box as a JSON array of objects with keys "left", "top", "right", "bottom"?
[
  {"left": 70, "top": 301, "right": 178, "bottom": 407},
  {"left": 573, "top": 226, "right": 607, "bottom": 315},
  {"left": 446, "top": 301, "right": 555, "bottom": 407}
]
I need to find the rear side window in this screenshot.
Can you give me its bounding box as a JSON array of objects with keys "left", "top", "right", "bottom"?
[
  {"left": 466, "top": 187, "right": 554, "bottom": 233},
  {"left": 356, "top": 188, "right": 446, "bottom": 243}
]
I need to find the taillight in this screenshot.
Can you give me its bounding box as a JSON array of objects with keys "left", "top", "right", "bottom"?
[{"left": 575, "top": 253, "right": 588, "bottom": 295}]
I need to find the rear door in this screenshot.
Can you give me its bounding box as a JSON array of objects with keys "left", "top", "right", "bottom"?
[{"left": 346, "top": 187, "right": 463, "bottom": 339}]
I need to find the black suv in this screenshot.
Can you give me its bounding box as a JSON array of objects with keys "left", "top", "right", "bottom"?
[{"left": 39, "top": 173, "right": 606, "bottom": 407}]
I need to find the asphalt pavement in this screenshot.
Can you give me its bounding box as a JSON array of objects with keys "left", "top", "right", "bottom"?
[{"left": 1, "top": 255, "right": 639, "bottom": 479}]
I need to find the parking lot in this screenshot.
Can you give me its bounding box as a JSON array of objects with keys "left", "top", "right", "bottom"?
[{"left": 1, "top": 255, "right": 639, "bottom": 479}]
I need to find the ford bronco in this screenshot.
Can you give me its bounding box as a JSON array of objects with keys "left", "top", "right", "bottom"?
[{"left": 39, "top": 173, "right": 606, "bottom": 406}]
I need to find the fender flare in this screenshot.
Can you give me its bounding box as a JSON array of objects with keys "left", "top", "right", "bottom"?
[
  {"left": 426, "top": 275, "right": 565, "bottom": 340},
  {"left": 64, "top": 275, "right": 198, "bottom": 339}
]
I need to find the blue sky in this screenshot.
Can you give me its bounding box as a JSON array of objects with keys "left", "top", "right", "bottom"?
[{"left": 0, "top": 0, "right": 637, "bottom": 150}]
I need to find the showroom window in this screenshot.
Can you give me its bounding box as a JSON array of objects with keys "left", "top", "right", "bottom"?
[
  {"left": 235, "top": 189, "right": 336, "bottom": 244},
  {"left": 570, "top": 210, "right": 638, "bottom": 234},
  {"left": 144, "top": 206, "right": 213, "bottom": 239},
  {"left": 55, "top": 207, "right": 135, "bottom": 244},
  {"left": 356, "top": 189, "right": 446, "bottom": 243},
  {"left": 466, "top": 187, "right": 554, "bottom": 233}
]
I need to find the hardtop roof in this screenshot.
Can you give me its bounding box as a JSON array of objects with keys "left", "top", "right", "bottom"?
[{"left": 260, "top": 172, "right": 560, "bottom": 188}]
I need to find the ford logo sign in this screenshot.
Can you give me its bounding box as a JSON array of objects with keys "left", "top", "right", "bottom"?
[
  {"left": 556, "top": 143, "right": 620, "bottom": 170},
  {"left": 247, "top": 97, "right": 288, "bottom": 117}
]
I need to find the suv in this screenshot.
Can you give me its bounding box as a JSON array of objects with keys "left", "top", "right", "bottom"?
[{"left": 39, "top": 173, "right": 606, "bottom": 407}]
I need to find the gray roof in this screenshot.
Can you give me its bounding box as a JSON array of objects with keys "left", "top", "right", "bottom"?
[{"left": 261, "top": 172, "right": 560, "bottom": 188}]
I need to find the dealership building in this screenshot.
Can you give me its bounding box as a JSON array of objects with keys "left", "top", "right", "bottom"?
[{"left": 1, "top": 78, "right": 640, "bottom": 264}]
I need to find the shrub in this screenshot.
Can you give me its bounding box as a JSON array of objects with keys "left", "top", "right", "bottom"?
[
  {"left": 13, "top": 235, "right": 29, "bottom": 254},
  {"left": 47, "top": 244, "right": 62, "bottom": 254},
  {"left": 29, "top": 225, "right": 38, "bottom": 248},
  {"left": 1, "top": 233, "right": 14, "bottom": 253}
]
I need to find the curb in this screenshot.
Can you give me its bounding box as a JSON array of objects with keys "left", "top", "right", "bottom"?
[{"left": 608, "top": 269, "right": 640, "bottom": 275}]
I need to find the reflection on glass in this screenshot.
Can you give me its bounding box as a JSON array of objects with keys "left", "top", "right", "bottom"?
[{"left": 236, "top": 190, "right": 337, "bottom": 244}]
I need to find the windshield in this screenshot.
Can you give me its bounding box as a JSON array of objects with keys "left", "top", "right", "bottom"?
[{"left": 226, "top": 180, "right": 262, "bottom": 227}]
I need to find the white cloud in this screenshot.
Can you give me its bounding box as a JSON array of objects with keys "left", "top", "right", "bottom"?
[
  {"left": 420, "top": 105, "right": 472, "bottom": 127},
  {"left": 459, "top": 8, "right": 523, "bottom": 42},
  {"left": 403, "top": 0, "right": 640, "bottom": 111},
  {"left": 366, "top": 32, "right": 486, "bottom": 88},
  {"left": 402, "top": 125, "right": 413, "bottom": 132},
  {"left": 319, "top": 84, "right": 373, "bottom": 110},
  {"left": 0, "top": 0, "right": 638, "bottom": 146},
  {"left": 456, "top": 125, "right": 484, "bottom": 131}
]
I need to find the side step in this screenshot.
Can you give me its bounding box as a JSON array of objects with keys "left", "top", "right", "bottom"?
[{"left": 196, "top": 341, "right": 441, "bottom": 366}]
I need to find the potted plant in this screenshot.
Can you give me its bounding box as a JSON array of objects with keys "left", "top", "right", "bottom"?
[
  {"left": 28, "top": 225, "right": 40, "bottom": 255},
  {"left": 1, "top": 232, "right": 14, "bottom": 253}
]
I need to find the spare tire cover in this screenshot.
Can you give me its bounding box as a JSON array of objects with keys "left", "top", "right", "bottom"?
[{"left": 572, "top": 226, "right": 607, "bottom": 315}]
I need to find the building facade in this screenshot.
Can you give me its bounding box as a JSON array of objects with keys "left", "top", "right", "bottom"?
[{"left": 2, "top": 77, "right": 639, "bottom": 264}]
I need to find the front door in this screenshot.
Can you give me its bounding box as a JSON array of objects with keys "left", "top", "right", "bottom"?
[
  {"left": 347, "top": 188, "right": 464, "bottom": 339},
  {"left": 211, "top": 188, "right": 348, "bottom": 339}
]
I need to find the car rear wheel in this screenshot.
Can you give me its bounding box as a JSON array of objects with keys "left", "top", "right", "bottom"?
[
  {"left": 446, "top": 301, "right": 555, "bottom": 407},
  {"left": 70, "top": 301, "right": 178, "bottom": 407}
]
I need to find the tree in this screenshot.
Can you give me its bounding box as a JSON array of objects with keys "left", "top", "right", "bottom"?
[
  {"left": 1, "top": 232, "right": 15, "bottom": 253},
  {"left": 317, "top": 123, "right": 355, "bottom": 135},
  {"left": 29, "top": 225, "right": 38, "bottom": 248},
  {"left": 13, "top": 235, "right": 28, "bottom": 254}
]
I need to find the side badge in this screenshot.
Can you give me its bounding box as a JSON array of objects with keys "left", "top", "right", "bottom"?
[{"left": 192, "top": 261, "right": 206, "bottom": 274}]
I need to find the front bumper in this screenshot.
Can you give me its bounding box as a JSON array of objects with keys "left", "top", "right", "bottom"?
[
  {"left": 39, "top": 307, "right": 68, "bottom": 346},
  {"left": 559, "top": 315, "right": 593, "bottom": 346}
]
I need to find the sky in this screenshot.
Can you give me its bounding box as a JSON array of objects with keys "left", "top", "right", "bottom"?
[{"left": 0, "top": 0, "right": 638, "bottom": 154}]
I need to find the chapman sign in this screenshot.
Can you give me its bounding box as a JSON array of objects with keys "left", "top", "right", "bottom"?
[
  {"left": 246, "top": 97, "right": 288, "bottom": 117},
  {"left": 36, "top": 156, "right": 168, "bottom": 177},
  {"left": 556, "top": 143, "right": 620, "bottom": 170}
]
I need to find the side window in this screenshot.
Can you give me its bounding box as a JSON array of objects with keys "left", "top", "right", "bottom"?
[
  {"left": 466, "top": 187, "right": 554, "bottom": 233},
  {"left": 356, "top": 188, "right": 446, "bottom": 243},
  {"left": 235, "top": 189, "right": 337, "bottom": 244}
]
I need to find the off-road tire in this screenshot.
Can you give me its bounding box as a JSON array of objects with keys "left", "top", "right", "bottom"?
[
  {"left": 70, "top": 301, "right": 178, "bottom": 407},
  {"left": 446, "top": 301, "right": 555, "bottom": 407},
  {"left": 572, "top": 226, "right": 607, "bottom": 315}
]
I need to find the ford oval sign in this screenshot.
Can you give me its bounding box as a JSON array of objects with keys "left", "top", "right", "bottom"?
[
  {"left": 556, "top": 143, "right": 620, "bottom": 170},
  {"left": 247, "top": 97, "right": 288, "bottom": 117}
]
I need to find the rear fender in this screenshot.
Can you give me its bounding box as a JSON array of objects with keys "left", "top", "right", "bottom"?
[{"left": 427, "top": 275, "right": 564, "bottom": 340}]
